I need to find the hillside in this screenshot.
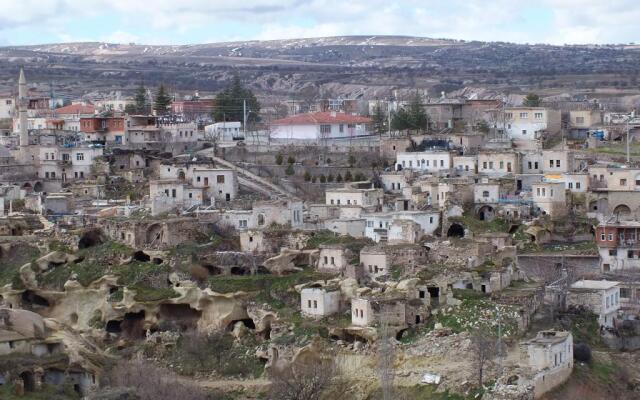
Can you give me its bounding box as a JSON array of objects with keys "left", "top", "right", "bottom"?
[{"left": 1, "top": 35, "right": 640, "bottom": 99}]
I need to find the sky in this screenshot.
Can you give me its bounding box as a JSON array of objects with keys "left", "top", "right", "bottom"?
[{"left": 0, "top": 0, "right": 638, "bottom": 46}]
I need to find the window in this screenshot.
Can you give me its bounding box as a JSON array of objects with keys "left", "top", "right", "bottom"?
[
  {"left": 606, "top": 296, "right": 610, "bottom": 308},
  {"left": 628, "top": 250, "right": 634, "bottom": 259},
  {"left": 621, "top": 288, "right": 631, "bottom": 298},
  {"left": 534, "top": 162, "right": 538, "bottom": 169},
  {"left": 528, "top": 161, "right": 532, "bottom": 170},
  {"left": 621, "top": 179, "right": 627, "bottom": 186},
  {"left": 313, "top": 300, "right": 317, "bottom": 308},
  {"left": 608, "top": 233, "right": 613, "bottom": 241},
  {"left": 556, "top": 160, "right": 560, "bottom": 168},
  {"left": 489, "top": 161, "right": 494, "bottom": 169},
  {"left": 429, "top": 216, "right": 433, "bottom": 223},
  {"left": 609, "top": 249, "right": 617, "bottom": 256},
  {"left": 576, "top": 182, "right": 581, "bottom": 189},
  {"left": 505, "top": 112, "right": 513, "bottom": 119},
  {"left": 217, "top": 175, "right": 225, "bottom": 184},
  {"left": 601, "top": 233, "right": 606, "bottom": 241},
  {"left": 534, "top": 112, "right": 543, "bottom": 119},
  {"left": 339, "top": 124, "right": 344, "bottom": 133},
  {"left": 519, "top": 112, "right": 528, "bottom": 118},
  {"left": 320, "top": 124, "right": 331, "bottom": 134},
  {"left": 569, "top": 182, "right": 573, "bottom": 189},
  {"left": 330, "top": 257, "right": 335, "bottom": 265},
  {"left": 575, "top": 116, "right": 585, "bottom": 124},
  {"left": 188, "top": 193, "right": 193, "bottom": 199},
  {"left": 62, "top": 154, "right": 70, "bottom": 161},
  {"left": 483, "top": 162, "right": 487, "bottom": 169},
  {"left": 522, "top": 130, "right": 527, "bottom": 135},
  {"left": 308, "top": 300, "right": 312, "bottom": 308},
  {"left": 499, "top": 161, "right": 504, "bottom": 169},
  {"left": 482, "top": 190, "right": 490, "bottom": 198},
  {"left": 440, "top": 160, "right": 444, "bottom": 167},
  {"left": 197, "top": 176, "right": 201, "bottom": 182},
  {"left": 171, "top": 189, "right": 176, "bottom": 198},
  {"left": 239, "top": 220, "right": 247, "bottom": 228},
  {"left": 76, "top": 153, "right": 84, "bottom": 161},
  {"left": 45, "top": 153, "right": 49, "bottom": 160},
  {"left": 549, "top": 160, "right": 554, "bottom": 168}
]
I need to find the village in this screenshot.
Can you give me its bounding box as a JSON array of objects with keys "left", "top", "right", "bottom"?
[{"left": 1, "top": 66, "right": 640, "bottom": 400}]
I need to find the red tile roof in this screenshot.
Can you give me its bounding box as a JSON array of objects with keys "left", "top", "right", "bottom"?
[
  {"left": 53, "top": 104, "right": 95, "bottom": 115},
  {"left": 272, "top": 112, "right": 371, "bottom": 126}
]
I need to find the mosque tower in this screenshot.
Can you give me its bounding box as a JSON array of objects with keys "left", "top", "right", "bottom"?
[{"left": 18, "top": 68, "right": 29, "bottom": 162}]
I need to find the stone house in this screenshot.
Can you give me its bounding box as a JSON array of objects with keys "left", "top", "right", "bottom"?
[
  {"left": 395, "top": 150, "right": 452, "bottom": 173},
  {"left": 521, "top": 330, "right": 573, "bottom": 398},
  {"left": 568, "top": 280, "right": 620, "bottom": 328},
  {"left": 477, "top": 151, "right": 520, "bottom": 176},
  {"left": 300, "top": 287, "right": 341, "bottom": 318},
  {"left": 325, "top": 186, "right": 383, "bottom": 209},
  {"left": 325, "top": 218, "right": 366, "bottom": 238},
  {"left": 531, "top": 182, "right": 566, "bottom": 218},
  {"left": 380, "top": 172, "right": 408, "bottom": 193},
  {"left": 360, "top": 246, "right": 389, "bottom": 279},
  {"left": 364, "top": 210, "right": 440, "bottom": 243},
  {"left": 317, "top": 244, "right": 351, "bottom": 273},
  {"left": 452, "top": 155, "right": 477, "bottom": 175},
  {"left": 351, "top": 296, "right": 406, "bottom": 327}
]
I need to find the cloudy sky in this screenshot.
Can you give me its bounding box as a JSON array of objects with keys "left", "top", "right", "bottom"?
[{"left": 0, "top": 0, "right": 638, "bottom": 46}]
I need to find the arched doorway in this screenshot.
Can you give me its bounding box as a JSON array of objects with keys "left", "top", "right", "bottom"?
[
  {"left": 613, "top": 204, "right": 631, "bottom": 218},
  {"left": 447, "top": 223, "right": 465, "bottom": 238},
  {"left": 477, "top": 205, "right": 494, "bottom": 221},
  {"left": 33, "top": 182, "right": 43, "bottom": 193},
  {"left": 146, "top": 223, "right": 163, "bottom": 245}
]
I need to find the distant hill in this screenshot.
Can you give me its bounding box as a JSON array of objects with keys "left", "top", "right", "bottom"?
[{"left": 0, "top": 35, "right": 639, "bottom": 99}]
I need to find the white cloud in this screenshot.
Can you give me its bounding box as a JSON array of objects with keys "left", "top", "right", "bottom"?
[{"left": 0, "top": 0, "right": 638, "bottom": 45}]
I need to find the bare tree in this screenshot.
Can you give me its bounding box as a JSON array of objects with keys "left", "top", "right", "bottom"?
[
  {"left": 268, "top": 359, "right": 343, "bottom": 400},
  {"left": 377, "top": 309, "right": 396, "bottom": 400},
  {"left": 101, "top": 357, "right": 210, "bottom": 400},
  {"left": 469, "top": 327, "right": 497, "bottom": 387}
]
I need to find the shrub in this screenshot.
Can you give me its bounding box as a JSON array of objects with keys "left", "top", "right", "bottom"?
[
  {"left": 303, "top": 171, "right": 311, "bottom": 181},
  {"left": 319, "top": 175, "right": 327, "bottom": 183},
  {"left": 336, "top": 174, "right": 343, "bottom": 182},
  {"left": 344, "top": 171, "right": 353, "bottom": 181},
  {"left": 287, "top": 156, "right": 296, "bottom": 164},
  {"left": 311, "top": 176, "right": 317, "bottom": 183},
  {"left": 326, "top": 158, "right": 331, "bottom": 164},
  {"left": 275, "top": 154, "right": 283, "bottom": 165},
  {"left": 574, "top": 343, "right": 592, "bottom": 362},
  {"left": 327, "top": 174, "right": 334, "bottom": 182},
  {"left": 354, "top": 172, "right": 366, "bottom": 181},
  {"left": 348, "top": 154, "right": 356, "bottom": 166},
  {"left": 285, "top": 164, "right": 295, "bottom": 176}
]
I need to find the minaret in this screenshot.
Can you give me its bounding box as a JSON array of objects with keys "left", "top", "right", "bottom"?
[{"left": 18, "top": 68, "right": 29, "bottom": 162}]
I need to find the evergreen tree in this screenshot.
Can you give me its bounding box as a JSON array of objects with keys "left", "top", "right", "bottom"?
[
  {"left": 153, "top": 84, "right": 172, "bottom": 115},
  {"left": 134, "top": 82, "right": 148, "bottom": 114},
  {"left": 523, "top": 93, "right": 541, "bottom": 107},
  {"left": 391, "top": 94, "right": 429, "bottom": 133},
  {"left": 213, "top": 75, "right": 261, "bottom": 126},
  {"left": 372, "top": 104, "right": 387, "bottom": 136}
]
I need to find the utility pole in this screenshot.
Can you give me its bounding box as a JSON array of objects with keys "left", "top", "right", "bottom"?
[
  {"left": 387, "top": 99, "right": 392, "bottom": 137},
  {"left": 243, "top": 99, "right": 247, "bottom": 139},
  {"left": 627, "top": 117, "right": 631, "bottom": 164}
]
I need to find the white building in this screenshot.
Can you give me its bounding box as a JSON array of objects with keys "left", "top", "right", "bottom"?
[
  {"left": 270, "top": 112, "right": 371, "bottom": 140},
  {"left": 205, "top": 121, "right": 243, "bottom": 141},
  {"left": 325, "top": 187, "right": 383, "bottom": 208},
  {"left": 364, "top": 210, "right": 440, "bottom": 243},
  {"left": 395, "top": 151, "right": 451, "bottom": 173},
  {"left": 502, "top": 107, "right": 562, "bottom": 141},
  {"left": 568, "top": 280, "right": 620, "bottom": 328},
  {"left": 300, "top": 287, "right": 341, "bottom": 318},
  {"left": 522, "top": 330, "right": 573, "bottom": 398}
]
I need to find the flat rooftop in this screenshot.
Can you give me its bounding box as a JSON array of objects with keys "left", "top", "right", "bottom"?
[{"left": 570, "top": 280, "right": 620, "bottom": 290}]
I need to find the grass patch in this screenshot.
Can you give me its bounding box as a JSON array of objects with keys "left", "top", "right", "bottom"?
[
  {"left": 0, "top": 243, "right": 41, "bottom": 287},
  {"left": 448, "top": 213, "right": 510, "bottom": 234},
  {"left": 0, "top": 384, "right": 80, "bottom": 400},
  {"left": 435, "top": 299, "right": 520, "bottom": 337},
  {"left": 305, "top": 230, "right": 373, "bottom": 253},
  {"left": 566, "top": 311, "right": 604, "bottom": 348},
  {"left": 131, "top": 286, "right": 179, "bottom": 302}
]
